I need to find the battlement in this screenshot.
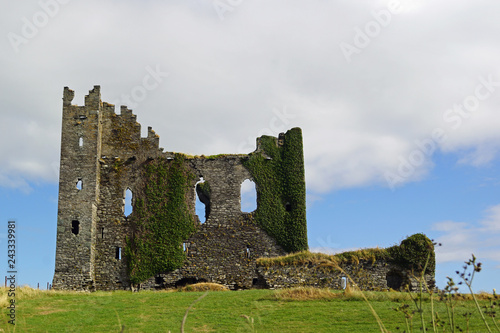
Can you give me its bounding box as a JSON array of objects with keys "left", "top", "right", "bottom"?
[{"left": 61, "top": 87, "right": 160, "bottom": 152}]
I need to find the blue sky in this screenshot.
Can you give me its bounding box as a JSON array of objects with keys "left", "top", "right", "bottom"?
[{"left": 1, "top": 0, "right": 500, "bottom": 292}]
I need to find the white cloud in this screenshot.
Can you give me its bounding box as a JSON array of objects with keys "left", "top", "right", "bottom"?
[
  {"left": 433, "top": 205, "right": 500, "bottom": 264},
  {"left": 480, "top": 204, "right": 500, "bottom": 233},
  {"left": 1, "top": 0, "right": 500, "bottom": 194}
]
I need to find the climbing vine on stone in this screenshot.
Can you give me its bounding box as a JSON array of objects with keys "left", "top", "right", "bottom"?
[
  {"left": 243, "top": 128, "right": 308, "bottom": 253},
  {"left": 125, "top": 154, "right": 196, "bottom": 284},
  {"left": 387, "top": 233, "right": 435, "bottom": 274}
]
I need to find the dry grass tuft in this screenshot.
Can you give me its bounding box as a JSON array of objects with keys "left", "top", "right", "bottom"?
[
  {"left": 339, "top": 283, "right": 413, "bottom": 302},
  {"left": 474, "top": 291, "right": 497, "bottom": 301},
  {"left": 273, "top": 287, "right": 339, "bottom": 301},
  {"left": 181, "top": 283, "right": 229, "bottom": 292},
  {"left": 257, "top": 248, "right": 392, "bottom": 269},
  {"left": 0, "top": 287, "right": 9, "bottom": 308}
]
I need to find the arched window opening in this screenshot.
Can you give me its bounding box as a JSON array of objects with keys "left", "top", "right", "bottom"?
[
  {"left": 241, "top": 179, "right": 257, "bottom": 213},
  {"left": 76, "top": 179, "right": 83, "bottom": 191},
  {"left": 79, "top": 136, "right": 83, "bottom": 147},
  {"left": 71, "top": 220, "right": 80, "bottom": 235},
  {"left": 285, "top": 202, "right": 292, "bottom": 212},
  {"left": 195, "top": 177, "right": 210, "bottom": 223},
  {"left": 124, "top": 188, "right": 133, "bottom": 217},
  {"left": 341, "top": 276, "right": 347, "bottom": 290}
]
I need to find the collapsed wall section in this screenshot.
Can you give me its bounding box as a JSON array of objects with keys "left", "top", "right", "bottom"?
[
  {"left": 256, "top": 260, "right": 435, "bottom": 291},
  {"left": 255, "top": 234, "right": 436, "bottom": 292}
]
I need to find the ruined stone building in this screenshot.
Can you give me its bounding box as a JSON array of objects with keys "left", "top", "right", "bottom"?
[
  {"left": 53, "top": 86, "right": 435, "bottom": 292},
  {"left": 53, "top": 86, "right": 307, "bottom": 291}
]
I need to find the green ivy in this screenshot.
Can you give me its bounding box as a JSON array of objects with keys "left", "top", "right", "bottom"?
[
  {"left": 387, "top": 233, "right": 435, "bottom": 274},
  {"left": 125, "top": 154, "right": 196, "bottom": 284},
  {"left": 242, "top": 128, "right": 308, "bottom": 253}
]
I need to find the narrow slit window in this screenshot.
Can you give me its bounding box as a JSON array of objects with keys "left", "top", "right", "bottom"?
[
  {"left": 71, "top": 220, "right": 79, "bottom": 235},
  {"left": 79, "top": 136, "right": 83, "bottom": 147},
  {"left": 101, "top": 227, "right": 104, "bottom": 239},
  {"left": 246, "top": 246, "right": 251, "bottom": 258},
  {"left": 116, "top": 247, "right": 122, "bottom": 260},
  {"left": 183, "top": 242, "right": 188, "bottom": 252},
  {"left": 76, "top": 179, "right": 83, "bottom": 190},
  {"left": 195, "top": 177, "right": 210, "bottom": 223},
  {"left": 341, "top": 276, "right": 347, "bottom": 290}
]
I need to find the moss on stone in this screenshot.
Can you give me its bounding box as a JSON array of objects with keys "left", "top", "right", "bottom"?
[{"left": 257, "top": 233, "right": 435, "bottom": 274}]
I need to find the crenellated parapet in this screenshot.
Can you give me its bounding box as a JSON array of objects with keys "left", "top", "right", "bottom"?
[{"left": 84, "top": 85, "right": 101, "bottom": 111}]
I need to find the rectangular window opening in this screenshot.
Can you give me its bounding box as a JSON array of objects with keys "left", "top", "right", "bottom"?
[
  {"left": 71, "top": 220, "right": 79, "bottom": 235},
  {"left": 79, "top": 136, "right": 83, "bottom": 147},
  {"left": 101, "top": 227, "right": 104, "bottom": 239},
  {"left": 116, "top": 247, "right": 122, "bottom": 260}
]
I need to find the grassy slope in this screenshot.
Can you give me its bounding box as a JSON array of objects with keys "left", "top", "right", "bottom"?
[{"left": 1, "top": 287, "right": 496, "bottom": 332}]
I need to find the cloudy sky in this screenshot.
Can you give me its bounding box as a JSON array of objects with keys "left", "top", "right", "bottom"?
[{"left": 1, "top": 0, "right": 499, "bottom": 292}]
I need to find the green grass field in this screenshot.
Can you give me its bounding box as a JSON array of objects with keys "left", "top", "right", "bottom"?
[{"left": 1, "top": 286, "right": 498, "bottom": 332}]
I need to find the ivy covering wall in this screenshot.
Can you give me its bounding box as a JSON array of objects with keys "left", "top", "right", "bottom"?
[
  {"left": 387, "top": 233, "right": 435, "bottom": 274},
  {"left": 125, "top": 155, "right": 196, "bottom": 284},
  {"left": 243, "top": 128, "right": 308, "bottom": 253}
]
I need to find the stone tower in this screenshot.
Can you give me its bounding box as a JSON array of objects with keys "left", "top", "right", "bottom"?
[{"left": 53, "top": 86, "right": 103, "bottom": 290}]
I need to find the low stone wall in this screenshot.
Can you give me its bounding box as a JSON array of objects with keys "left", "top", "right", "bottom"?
[{"left": 256, "top": 259, "right": 435, "bottom": 292}]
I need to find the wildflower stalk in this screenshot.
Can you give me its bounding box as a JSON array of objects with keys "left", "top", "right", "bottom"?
[
  {"left": 459, "top": 254, "right": 492, "bottom": 333},
  {"left": 443, "top": 277, "right": 457, "bottom": 333},
  {"left": 408, "top": 250, "right": 432, "bottom": 332},
  {"left": 489, "top": 289, "right": 500, "bottom": 332}
]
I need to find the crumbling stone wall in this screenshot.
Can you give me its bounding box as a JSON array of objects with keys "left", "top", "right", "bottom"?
[
  {"left": 53, "top": 86, "right": 302, "bottom": 291},
  {"left": 256, "top": 260, "right": 435, "bottom": 292}
]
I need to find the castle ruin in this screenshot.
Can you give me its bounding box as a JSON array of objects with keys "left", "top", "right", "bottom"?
[
  {"left": 53, "top": 86, "right": 435, "bottom": 292},
  {"left": 53, "top": 86, "right": 307, "bottom": 291}
]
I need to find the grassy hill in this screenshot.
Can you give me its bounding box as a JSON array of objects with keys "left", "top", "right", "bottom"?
[{"left": 1, "top": 285, "right": 498, "bottom": 332}]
